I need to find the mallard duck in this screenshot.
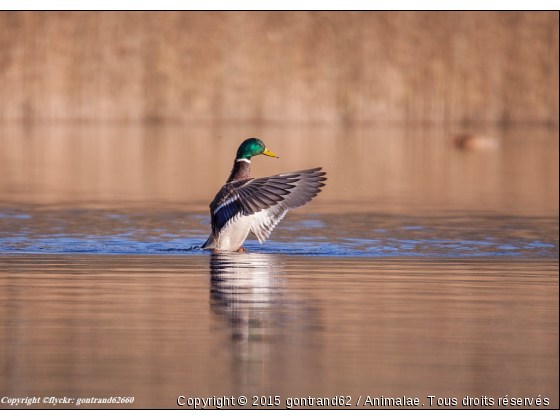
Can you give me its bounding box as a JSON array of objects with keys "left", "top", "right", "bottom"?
[{"left": 202, "top": 138, "right": 326, "bottom": 252}]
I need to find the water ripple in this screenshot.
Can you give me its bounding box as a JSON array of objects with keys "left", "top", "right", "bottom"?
[{"left": 0, "top": 208, "right": 557, "bottom": 258}]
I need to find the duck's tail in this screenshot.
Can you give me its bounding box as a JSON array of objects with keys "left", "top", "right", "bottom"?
[{"left": 202, "top": 235, "right": 216, "bottom": 250}]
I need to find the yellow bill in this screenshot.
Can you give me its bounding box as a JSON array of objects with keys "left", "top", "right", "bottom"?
[{"left": 263, "top": 148, "right": 278, "bottom": 158}]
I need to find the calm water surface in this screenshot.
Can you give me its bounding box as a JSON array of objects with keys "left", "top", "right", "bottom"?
[{"left": 0, "top": 125, "right": 558, "bottom": 409}]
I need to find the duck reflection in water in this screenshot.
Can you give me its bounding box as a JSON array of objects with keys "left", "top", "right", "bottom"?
[
  {"left": 210, "top": 252, "right": 282, "bottom": 343},
  {"left": 209, "top": 252, "right": 318, "bottom": 389}
]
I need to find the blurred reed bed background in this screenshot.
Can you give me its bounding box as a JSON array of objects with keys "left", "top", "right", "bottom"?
[{"left": 0, "top": 11, "right": 558, "bottom": 124}]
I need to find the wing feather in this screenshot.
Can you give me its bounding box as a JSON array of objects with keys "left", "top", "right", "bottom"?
[
  {"left": 249, "top": 168, "right": 326, "bottom": 243},
  {"left": 208, "top": 167, "right": 326, "bottom": 243}
]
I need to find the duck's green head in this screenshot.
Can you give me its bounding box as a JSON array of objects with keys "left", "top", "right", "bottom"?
[{"left": 236, "top": 138, "right": 278, "bottom": 161}]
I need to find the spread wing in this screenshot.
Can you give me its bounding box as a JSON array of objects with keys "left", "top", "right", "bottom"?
[
  {"left": 209, "top": 168, "right": 326, "bottom": 242},
  {"left": 250, "top": 168, "right": 326, "bottom": 242}
]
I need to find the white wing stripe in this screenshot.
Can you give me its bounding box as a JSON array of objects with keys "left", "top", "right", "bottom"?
[{"left": 214, "top": 195, "right": 238, "bottom": 215}]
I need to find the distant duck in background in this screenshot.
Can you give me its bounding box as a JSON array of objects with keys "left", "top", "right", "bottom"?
[
  {"left": 453, "top": 134, "right": 500, "bottom": 151},
  {"left": 202, "top": 138, "right": 326, "bottom": 252}
]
